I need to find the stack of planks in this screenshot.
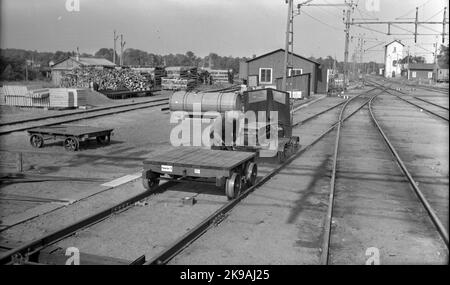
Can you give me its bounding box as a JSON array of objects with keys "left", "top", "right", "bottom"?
[
  {"left": 162, "top": 66, "right": 198, "bottom": 90},
  {"left": 49, "top": 88, "right": 87, "bottom": 108},
  {"left": 161, "top": 78, "right": 196, "bottom": 91}
]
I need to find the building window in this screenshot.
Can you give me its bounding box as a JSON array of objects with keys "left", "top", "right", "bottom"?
[
  {"left": 393, "top": 47, "right": 396, "bottom": 52},
  {"left": 412, "top": 71, "right": 417, "bottom": 78},
  {"left": 288, "top": 68, "right": 303, "bottom": 76},
  {"left": 259, "top": 68, "right": 272, "bottom": 84},
  {"left": 427, "top": 72, "right": 433, "bottom": 79}
]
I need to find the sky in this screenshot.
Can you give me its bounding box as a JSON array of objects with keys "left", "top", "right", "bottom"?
[{"left": 0, "top": 0, "right": 448, "bottom": 63}]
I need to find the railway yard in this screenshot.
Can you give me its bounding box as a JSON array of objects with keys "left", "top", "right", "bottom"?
[{"left": 0, "top": 76, "right": 447, "bottom": 265}]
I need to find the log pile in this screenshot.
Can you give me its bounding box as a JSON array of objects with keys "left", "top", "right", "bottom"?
[{"left": 60, "top": 67, "right": 153, "bottom": 91}]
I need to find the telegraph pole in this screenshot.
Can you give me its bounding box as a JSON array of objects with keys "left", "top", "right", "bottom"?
[
  {"left": 282, "top": 0, "right": 294, "bottom": 92},
  {"left": 120, "top": 34, "right": 126, "bottom": 66},
  {"left": 443, "top": 7, "right": 447, "bottom": 43},
  {"left": 113, "top": 30, "right": 119, "bottom": 64},
  {"left": 343, "top": 1, "right": 354, "bottom": 90},
  {"left": 414, "top": 7, "right": 419, "bottom": 43}
]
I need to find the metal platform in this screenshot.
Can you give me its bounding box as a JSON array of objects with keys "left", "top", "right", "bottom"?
[
  {"left": 27, "top": 125, "right": 114, "bottom": 151},
  {"left": 142, "top": 147, "right": 257, "bottom": 200}
]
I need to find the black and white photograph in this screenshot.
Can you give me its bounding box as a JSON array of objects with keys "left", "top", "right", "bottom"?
[{"left": 0, "top": 0, "right": 448, "bottom": 270}]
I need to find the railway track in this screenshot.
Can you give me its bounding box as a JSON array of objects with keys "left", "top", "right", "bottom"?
[
  {"left": 318, "top": 87, "right": 448, "bottom": 265},
  {"left": 366, "top": 79, "right": 449, "bottom": 122},
  {"left": 0, "top": 98, "right": 169, "bottom": 136},
  {"left": 6, "top": 85, "right": 444, "bottom": 265},
  {"left": 369, "top": 95, "right": 448, "bottom": 246},
  {"left": 408, "top": 84, "right": 448, "bottom": 95},
  {"left": 0, "top": 88, "right": 366, "bottom": 265},
  {"left": 0, "top": 87, "right": 394, "bottom": 265},
  {"left": 147, "top": 88, "right": 385, "bottom": 265}
]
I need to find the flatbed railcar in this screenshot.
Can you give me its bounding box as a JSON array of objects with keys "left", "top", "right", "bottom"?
[
  {"left": 27, "top": 125, "right": 114, "bottom": 151},
  {"left": 142, "top": 147, "right": 257, "bottom": 200}
]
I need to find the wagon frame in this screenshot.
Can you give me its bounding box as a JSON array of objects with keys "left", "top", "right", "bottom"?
[
  {"left": 27, "top": 125, "right": 114, "bottom": 152},
  {"left": 142, "top": 147, "right": 257, "bottom": 200}
]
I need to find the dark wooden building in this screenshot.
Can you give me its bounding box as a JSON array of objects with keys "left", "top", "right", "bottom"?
[
  {"left": 407, "top": 63, "right": 435, "bottom": 81},
  {"left": 239, "top": 49, "right": 324, "bottom": 96}
]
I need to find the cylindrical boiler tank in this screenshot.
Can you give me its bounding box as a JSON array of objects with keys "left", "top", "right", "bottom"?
[{"left": 170, "top": 91, "right": 242, "bottom": 113}]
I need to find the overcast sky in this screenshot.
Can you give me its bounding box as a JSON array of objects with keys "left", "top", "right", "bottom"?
[{"left": 0, "top": 0, "right": 448, "bottom": 63}]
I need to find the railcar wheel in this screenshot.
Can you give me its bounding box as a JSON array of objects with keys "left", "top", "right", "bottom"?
[
  {"left": 30, "top": 135, "right": 44, "bottom": 148},
  {"left": 64, "top": 137, "right": 79, "bottom": 151},
  {"left": 96, "top": 135, "right": 110, "bottom": 145},
  {"left": 245, "top": 162, "right": 257, "bottom": 187},
  {"left": 142, "top": 170, "right": 160, "bottom": 191},
  {"left": 225, "top": 173, "right": 242, "bottom": 200},
  {"left": 277, "top": 145, "right": 287, "bottom": 163}
]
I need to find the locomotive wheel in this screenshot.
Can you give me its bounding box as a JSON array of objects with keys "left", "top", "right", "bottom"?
[
  {"left": 30, "top": 134, "right": 44, "bottom": 148},
  {"left": 96, "top": 135, "right": 111, "bottom": 145},
  {"left": 64, "top": 136, "right": 79, "bottom": 152},
  {"left": 142, "top": 170, "right": 160, "bottom": 191},
  {"left": 225, "top": 173, "right": 242, "bottom": 200},
  {"left": 245, "top": 162, "right": 257, "bottom": 187}
]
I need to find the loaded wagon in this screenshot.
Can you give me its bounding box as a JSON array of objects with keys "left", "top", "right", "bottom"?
[
  {"left": 27, "top": 125, "right": 114, "bottom": 151},
  {"left": 142, "top": 147, "right": 257, "bottom": 200}
]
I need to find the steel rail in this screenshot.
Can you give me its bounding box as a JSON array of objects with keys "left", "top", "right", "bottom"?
[
  {"left": 0, "top": 97, "right": 169, "bottom": 127},
  {"left": 0, "top": 87, "right": 381, "bottom": 265},
  {"left": 0, "top": 100, "right": 169, "bottom": 136},
  {"left": 292, "top": 101, "right": 346, "bottom": 127},
  {"left": 145, "top": 87, "right": 386, "bottom": 265},
  {"left": 367, "top": 80, "right": 449, "bottom": 111},
  {"left": 384, "top": 89, "right": 449, "bottom": 122},
  {"left": 319, "top": 87, "right": 387, "bottom": 265},
  {"left": 368, "top": 94, "right": 449, "bottom": 248},
  {"left": 0, "top": 181, "right": 177, "bottom": 265},
  {"left": 366, "top": 79, "right": 449, "bottom": 122},
  {"left": 413, "top": 96, "right": 449, "bottom": 111},
  {"left": 406, "top": 84, "right": 448, "bottom": 95}
]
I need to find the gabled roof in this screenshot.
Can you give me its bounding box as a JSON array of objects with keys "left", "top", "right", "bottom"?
[
  {"left": 408, "top": 63, "right": 435, "bottom": 70},
  {"left": 75, "top": 57, "right": 115, "bottom": 66},
  {"left": 385, "top": 40, "right": 404, "bottom": 47},
  {"left": 52, "top": 56, "right": 115, "bottom": 68},
  {"left": 246, "top": 49, "right": 320, "bottom": 65}
]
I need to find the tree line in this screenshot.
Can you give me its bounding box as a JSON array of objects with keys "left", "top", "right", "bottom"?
[
  {"left": 1, "top": 45, "right": 448, "bottom": 82},
  {"left": 0, "top": 48, "right": 248, "bottom": 81}
]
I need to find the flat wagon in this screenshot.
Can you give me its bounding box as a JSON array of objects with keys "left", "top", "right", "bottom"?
[
  {"left": 27, "top": 125, "right": 114, "bottom": 151},
  {"left": 142, "top": 147, "right": 257, "bottom": 200}
]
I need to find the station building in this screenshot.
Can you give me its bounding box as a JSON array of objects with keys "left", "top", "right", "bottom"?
[
  {"left": 239, "top": 49, "right": 326, "bottom": 98},
  {"left": 406, "top": 63, "right": 436, "bottom": 81}
]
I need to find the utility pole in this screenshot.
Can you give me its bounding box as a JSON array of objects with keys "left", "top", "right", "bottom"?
[
  {"left": 414, "top": 7, "right": 419, "bottom": 43},
  {"left": 120, "top": 34, "right": 126, "bottom": 66},
  {"left": 341, "top": 0, "right": 355, "bottom": 90},
  {"left": 113, "top": 30, "right": 119, "bottom": 64},
  {"left": 407, "top": 47, "right": 411, "bottom": 80},
  {"left": 359, "top": 35, "right": 365, "bottom": 76},
  {"left": 295, "top": 0, "right": 354, "bottom": 90},
  {"left": 443, "top": 7, "right": 447, "bottom": 43},
  {"left": 282, "top": 0, "right": 294, "bottom": 92},
  {"left": 433, "top": 41, "right": 438, "bottom": 65}
]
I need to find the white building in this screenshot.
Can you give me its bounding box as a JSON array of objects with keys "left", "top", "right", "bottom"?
[{"left": 384, "top": 40, "right": 404, "bottom": 78}]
